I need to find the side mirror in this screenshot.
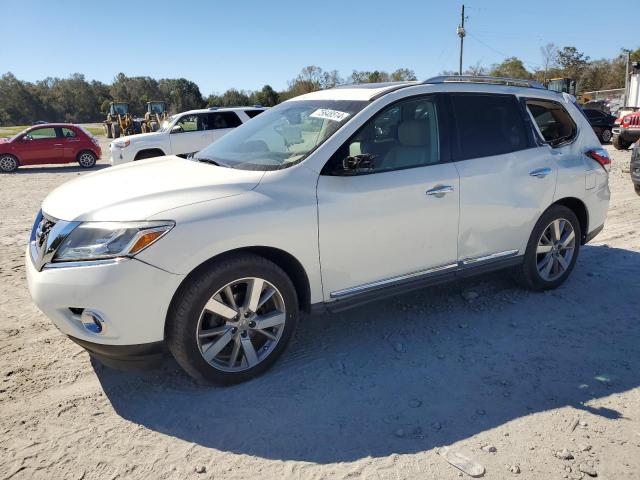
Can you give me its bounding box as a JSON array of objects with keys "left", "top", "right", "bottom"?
[
  {"left": 22, "top": 135, "right": 31, "bottom": 142},
  {"left": 341, "top": 153, "right": 376, "bottom": 174},
  {"left": 171, "top": 125, "right": 183, "bottom": 134}
]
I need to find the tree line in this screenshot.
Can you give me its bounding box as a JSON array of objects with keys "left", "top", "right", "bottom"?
[{"left": 1, "top": 45, "right": 638, "bottom": 126}]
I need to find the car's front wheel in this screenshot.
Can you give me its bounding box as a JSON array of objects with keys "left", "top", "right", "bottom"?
[
  {"left": 612, "top": 135, "right": 631, "bottom": 150},
  {"left": 515, "top": 205, "right": 581, "bottom": 291},
  {"left": 77, "top": 151, "right": 97, "bottom": 168},
  {"left": 167, "top": 253, "right": 299, "bottom": 385}
]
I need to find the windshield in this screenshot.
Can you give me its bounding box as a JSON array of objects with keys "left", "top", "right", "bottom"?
[
  {"left": 157, "top": 114, "right": 179, "bottom": 133},
  {"left": 194, "top": 100, "right": 368, "bottom": 170},
  {"left": 10, "top": 128, "right": 30, "bottom": 141},
  {"left": 112, "top": 103, "right": 129, "bottom": 115}
]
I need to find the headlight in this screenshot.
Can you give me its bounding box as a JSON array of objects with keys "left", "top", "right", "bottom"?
[
  {"left": 113, "top": 139, "right": 130, "bottom": 148},
  {"left": 54, "top": 221, "right": 174, "bottom": 262}
]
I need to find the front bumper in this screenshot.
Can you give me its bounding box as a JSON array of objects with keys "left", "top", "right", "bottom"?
[
  {"left": 109, "top": 144, "right": 134, "bottom": 165},
  {"left": 26, "top": 248, "right": 184, "bottom": 349},
  {"left": 614, "top": 128, "right": 640, "bottom": 143}
]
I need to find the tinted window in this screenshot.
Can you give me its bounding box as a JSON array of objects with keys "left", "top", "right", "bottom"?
[
  {"left": 204, "top": 112, "right": 242, "bottom": 130},
  {"left": 584, "top": 109, "right": 603, "bottom": 119},
  {"left": 324, "top": 96, "right": 441, "bottom": 174},
  {"left": 450, "top": 94, "right": 528, "bottom": 160},
  {"left": 526, "top": 99, "right": 577, "bottom": 146},
  {"left": 244, "top": 110, "right": 264, "bottom": 118},
  {"left": 61, "top": 128, "right": 76, "bottom": 138},
  {"left": 27, "top": 128, "right": 57, "bottom": 140}
]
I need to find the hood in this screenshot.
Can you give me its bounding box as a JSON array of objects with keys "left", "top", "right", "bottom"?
[
  {"left": 42, "top": 156, "right": 265, "bottom": 221},
  {"left": 112, "top": 131, "right": 164, "bottom": 144}
]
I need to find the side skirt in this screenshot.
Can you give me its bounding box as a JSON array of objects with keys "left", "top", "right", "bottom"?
[{"left": 309, "top": 255, "right": 523, "bottom": 315}]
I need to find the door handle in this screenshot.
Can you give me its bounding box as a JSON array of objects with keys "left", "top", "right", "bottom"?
[
  {"left": 54, "top": 144, "right": 63, "bottom": 147},
  {"left": 426, "top": 185, "right": 454, "bottom": 197},
  {"left": 529, "top": 167, "right": 552, "bottom": 178}
]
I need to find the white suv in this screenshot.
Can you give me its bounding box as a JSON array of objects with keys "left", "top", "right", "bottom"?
[
  {"left": 109, "top": 107, "right": 266, "bottom": 165},
  {"left": 27, "top": 77, "right": 610, "bottom": 384}
]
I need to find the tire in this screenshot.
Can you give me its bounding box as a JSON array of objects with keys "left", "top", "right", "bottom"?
[
  {"left": 612, "top": 134, "right": 631, "bottom": 150},
  {"left": 600, "top": 128, "right": 612, "bottom": 143},
  {"left": 514, "top": 205, "right": 581, "bottom": 291},
  {"left": 150, "top": 121, "right": 159, "bottom": 132},
  {"left": 167, "top": 253, "right": 299, "bottom": 385},
  {"left": 0, "top": 154, "right": 19, "bottom": 173},
  {"left": 77, "top": 151, "right": 97, "bottom": 168},
  {"left": 134, "top": 150, "right": 162, "bottom": 161},
  {"left": 104, "top": 124, "right": 112, "bottom": 139},
  {"left": 112, "top": 124, "right": 121, "bottom": 139},
  {"left": 635, "top": 183, "right": 640, "bottom": 196}
]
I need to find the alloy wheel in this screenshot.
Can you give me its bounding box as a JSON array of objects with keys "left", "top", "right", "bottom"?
[
  {"left": 536, "top": 218, "right": 576, "bottom": 282},
  {"left": 79, "top": 153, "right": 95, "bottom": 167},
  {"left": 196, "top": 277, "right": 286, "bottom": 372},
  {"left": 601, "top": 129, "right": 612, "bottom": 143},
  {"left": 0, "top": 156, "right": 17, "bottom": 172}
]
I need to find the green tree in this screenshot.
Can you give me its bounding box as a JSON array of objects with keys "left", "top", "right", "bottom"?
[
  {"left": 489, "top": 57, "right": 532, "bottom": 79},
  {"left": 252, "top": 85, "right": 279, "bottom": 107},
  {"left": 158, "top": 78, "right": 205, "bottom": 113},
  {"left": 556, "top": 46, "right": 590, "bottom": 79}
]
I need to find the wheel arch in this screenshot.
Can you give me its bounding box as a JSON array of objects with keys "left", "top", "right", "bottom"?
[
  {"left": 164, "top": 246, "right": 312, "bottom": 337},
  {"left": 551, "top": 197, "right": 589, "bottom": 244},
  {"left": 134, "top": 148, "right": 165, "bottom": 160}
]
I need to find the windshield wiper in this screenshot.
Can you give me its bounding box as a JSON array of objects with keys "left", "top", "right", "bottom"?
[{"left": 196, "top": 157, "right": 227, "bottom": 167}]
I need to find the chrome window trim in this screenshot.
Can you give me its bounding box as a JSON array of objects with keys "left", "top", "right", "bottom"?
[{"left": 42, "top": 258, "right": 128, "bottom": 269}]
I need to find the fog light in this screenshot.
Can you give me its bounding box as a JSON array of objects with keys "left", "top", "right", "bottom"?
[{"left": 80, "top": 310, "right": 105, "bottom": 334}]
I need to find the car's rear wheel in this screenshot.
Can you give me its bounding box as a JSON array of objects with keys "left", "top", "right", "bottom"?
[
  {"left": 0, "top": 154, "right": 19, "bottom": 173},
  {"left": 167, "top": 253, "right": 299, "bottom": 385},
  {"left": 600, "top": 128, "right": 612, "bottom": 143},
  {"left": 77, "top": 151, "right": 97, "bottom": 168},
  {"left": 612, "top": 134, "right": 631, "bottom": 150},
  {"left": 514, "top": 205, "right": 581, "bottom": 291}
]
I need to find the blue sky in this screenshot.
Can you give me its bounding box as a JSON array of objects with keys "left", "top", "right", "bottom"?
[{"left": 1, "top": 0, "right": 636, "bottom": 96}]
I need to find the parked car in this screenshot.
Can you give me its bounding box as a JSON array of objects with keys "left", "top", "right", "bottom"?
[
  {"left": 612, "top": 110, "right": 640, "bottom": 150},
  {"left": 26, "top": 76, "right": 610, "bottom": 385},
  {"left": 109, "top": 107, "right": 266, "bottom": 165},
  {"left": 0, "top": 124, "right": 101, "bottom": 173},
  {"left": 631, "top": 139, "right": 640, "bottom": 196},
  {"left": 583, "top": 108, "right": 616, "bottom": 143}
]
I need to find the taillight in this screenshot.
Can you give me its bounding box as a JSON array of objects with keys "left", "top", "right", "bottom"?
[{"left": 586, "top": 148, "right": 611, "bottom": 172}]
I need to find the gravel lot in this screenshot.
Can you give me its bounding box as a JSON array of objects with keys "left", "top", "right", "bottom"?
[{"left": 1, "top": 141, "right": 639, "bottom": 479}]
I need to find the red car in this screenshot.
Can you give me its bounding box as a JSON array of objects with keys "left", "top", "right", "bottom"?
[{"left": 0, "top": 124, "right": 101, "bottom": 173}]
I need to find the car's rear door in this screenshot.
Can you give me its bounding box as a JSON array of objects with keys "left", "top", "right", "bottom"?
[
  {"left": 59, "top": 127, "right": 81, "bottom": 163},
  {"left": 208, "top": 111, "right": 243, "bottom": 142},
  {"left": 448, "top": 93, "right": 558, "bottom": 264},
  {"left": 317, "top": 94, "right": 460, "bottom": 301}
]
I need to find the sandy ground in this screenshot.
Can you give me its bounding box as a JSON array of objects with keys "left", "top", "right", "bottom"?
[{"left": 0, "top": 141, "right": 639, "bottom": 480}]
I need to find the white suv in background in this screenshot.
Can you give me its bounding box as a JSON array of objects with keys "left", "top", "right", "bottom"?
[
  {"left": 109, "top": 107, "right": 265, "bottom": 165},
  {"left": 27, "top": 76, "right": 610, "bottom": 385}
]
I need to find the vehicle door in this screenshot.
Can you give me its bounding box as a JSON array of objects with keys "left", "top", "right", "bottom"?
[
  {"left": 169, "top": 114, "right": 209, "bottom": 155},
  {"left": 449, "top": 93, "right": 559, "bottom": 264},
  {"left": 316, "top": 95, "right": 460, "bottom": 300},
  {"left": 18, "top": 127, "right": 64, "bottom": 165},
  {"left": 207, "top": 111, "right": 243, "bottom": 142},
  {"left": 59, "top": 127, "right": 81, "bottom": 162}
]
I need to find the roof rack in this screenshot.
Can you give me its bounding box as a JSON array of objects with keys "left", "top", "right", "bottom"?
[{"left": 423, "top": 75, "right": 545, "bottom": 89}]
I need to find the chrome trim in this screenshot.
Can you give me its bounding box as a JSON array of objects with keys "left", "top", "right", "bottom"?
[
  {"left": 529, "top": 167, "right": 552, "bottom": 178},
  {"left": 330, "top": 263, "right": 458, "bottom": 299},
  {"left": 461, "top": 249, "right": 519, "bottom": 265},
  {"left": 43, "top": 258, "right": 128, "bottom": 269},
  {"left": 426, "top": 185, "right": 455, "bottom": 197},
  {"left": 30, "top": 215, "right": 81, "bottom": 271}
]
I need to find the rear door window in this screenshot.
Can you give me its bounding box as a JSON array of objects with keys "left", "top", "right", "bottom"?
[
  {"left": 450, "top": 94, "right": 529, "bottom": 160},
  {"left": 61, "top": 128, "right": 77, "bottom": 138},
  {"left": 525, "top": 99, "right": 577, "bottom": 146},
  {"left": 205, "top": 112, "right": 242, "bottom": 130}
]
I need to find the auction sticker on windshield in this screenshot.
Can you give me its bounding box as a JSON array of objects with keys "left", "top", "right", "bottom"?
[{"left": 309, "top": 109, "right": 351, "bottom": 122}]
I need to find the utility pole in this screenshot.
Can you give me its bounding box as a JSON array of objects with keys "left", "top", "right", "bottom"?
[
  {"left": 457, "top": 4, "right": 466, "bottom": 76},
  {"left": 623, "top": 49, "right": 631, "bottom": 107}
]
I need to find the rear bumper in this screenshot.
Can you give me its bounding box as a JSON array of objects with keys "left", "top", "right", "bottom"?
[{"left": 70, "top": 336, "right": 165, "bottom": 370}]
